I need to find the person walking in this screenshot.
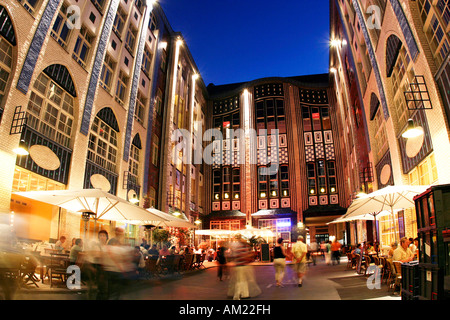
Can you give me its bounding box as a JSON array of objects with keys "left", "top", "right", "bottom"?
[
  {"left": 325, "top": 240, "right": 332, "bottom": 265},
  {"left": 331, "top": 239, "right": 342, "bottom": 265},
  {"left": 309, "top": 239, "right": 319, "bottom": 266},
  {"left": 292, "top": 235, "right": 308, "bottom": 287},
  {"left": 273, "top": 237, "right": 287, "bottom": 287},
  {"left": 216, "top": 244, "right": 228, "bottom": 281}
]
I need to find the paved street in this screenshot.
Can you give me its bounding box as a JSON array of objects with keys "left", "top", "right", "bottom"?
[{"left": 13, "top": 257, "right": 400, "bottom": 301}]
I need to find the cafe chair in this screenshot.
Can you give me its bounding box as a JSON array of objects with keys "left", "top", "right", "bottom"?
[
  {"left": 20, "top": 256, "right": 39, "bottom": 288},
  {"left": 144, "top": 256, "right": 160, "bottom": 279},
  {"left": 183, "top": 254, "right": 194, "bottom": 271},
  {"left": 393, "top": 261, "right": 402, "bottom": 293}
]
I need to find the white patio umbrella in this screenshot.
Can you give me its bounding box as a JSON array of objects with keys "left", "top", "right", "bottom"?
[
  {"left": 343, "top": 185, "right": 430, "bottom": 242},
  {"left": 13, "top": 189, "right": 168, "bottom": 238}
]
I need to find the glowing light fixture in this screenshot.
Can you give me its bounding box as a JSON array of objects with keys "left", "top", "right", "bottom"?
[
  {"left": 320, "top": 188, "right": 326, "bottom": 193},
  {"left": 173, "top": 211, "right": 181, "bottom": 217},
  {"left": 260, "top": 192, "right": 266, "bottom": 198},
  {"left": 402, "top": 119, "right": 424, "bottom": 138},
  {"left": 13, "top": 140, "right": 29, "bottom": 156},
  {"left": 129, "top": 195, "right": 139, "bottom": 204},
  {"left": 331, "top": 187, "right": 336, "bottom": 193},
  {"left": 330, "top": 67, "right": 337, "bottom": 73},
  {"left": 330, "top": 39, "right": 341, "bottom": 47},
  {"left": 224, "top": 193, "right": 229, "bottom": 199},
  {"left": 310, "top": 189, "right": 315, "bottom": 194},
  {"left": 271, "top": 191, "right": 277, "bottom": 197},
  {"left": 234, "top": 194, "right": 239, "bottom": 199},
  {"left": 194, "top": 219, "right": 201, "bottom": 225}
]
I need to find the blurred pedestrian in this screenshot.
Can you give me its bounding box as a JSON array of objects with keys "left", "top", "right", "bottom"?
[
  {"left": 217, "top": 244, "right": 228, "bottom": 281},
  {"left": 331, "top": 239, "right": 342, "bottom": 265},
  {"left": 273, "top": 237, "right": 286, "bottom": 287},
  {"left": 227, "top": 235, "right": 261, "bottom": 300},
  {"left": 309, "top": 239, "right": 319, "bottom": 266},
  {"left": 107, "top": 227, "right": 125, "bottom": 245},
  {"left": 292, "top": 235, "right": 308, "bottom": 287},
  {"left": 325, "top": 240, "right": 332, "bottom": 265}
]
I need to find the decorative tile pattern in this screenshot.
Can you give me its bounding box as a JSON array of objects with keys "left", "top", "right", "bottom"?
[
  {"left": 304, "top": 132, "right": 313, "bottom": 146},
  {"left": 213, "top": 202, "right": 221, "bottom": 211},
  {"left": 325, "top": 144, "right": 335, "bottom": 160},
  {"left": 305, "top": 145, "right": 315, "bottom": 162},
  {"left": 324, "top": 130, "right": 333, "bottom": 144},
  {"left": 319, "top": 195, "right": 328, "bottom": 205},
  {"left": 281, "top": 198, "right": 290, "bottom": 208},
  {"left": 258, "top": 199, "right": 268, "bottom": 210},
  {"left": 330, "top": 194, "right": 339, "bottom": 204},
  {"left": 315, "top": 143, "right": 325, "bottom": 159},
  {"left": 309, "top": 196, "right": 318, "bottom": 206},
  {"left": 222, "top": 201, "right": 230, "bottom": 211},
  {"left": 270, "top": 199, "right": 279, "bottom": 209},
  {"left": 314, "top": 131, "right": 323, "bottom": 143},
  {"left": 232, "top": 201, "right": 240, "bottom": 210}
]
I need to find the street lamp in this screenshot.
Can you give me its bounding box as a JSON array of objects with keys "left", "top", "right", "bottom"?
[
  {"left": 401, "top": 119, "right": 424, "bottom": 138},
  {"left": 13, "top": 139, "right": 29, "bottom": 156}
]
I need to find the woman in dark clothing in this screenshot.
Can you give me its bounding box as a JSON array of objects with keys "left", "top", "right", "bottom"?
[
  {"left": 273, "top": 237, "right": 287, "bottom": 287},
  {"left": 216, "top": 245, "right": 227, "bottom": 281}
]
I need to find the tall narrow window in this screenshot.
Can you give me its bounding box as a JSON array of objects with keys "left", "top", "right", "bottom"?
[
  {"left": 51, "top": 3, "right": 72, "bottom": 49},
  {"left": 113, "top": 6, "right": 127, "bottom": 38},
  {"left": 141, "top": 46, "right": 153, "bottom": 76},
  {"left": 115, "top": 70, "right": 128, "bottom": 106},
  {"left": 307, "top": 163, "right": 316, "bottom": 195},
  {"left": 232, "top": 168, "right": 240, "bottom": 200},
  {"left": 151, "top": 134, "right": 159, "bottom": 166},
  {"left": 72, "top": 25, "right": 94, "bottom": 68},
  {"left": 125, "top": 24, "right": 137, "bottom": 53},
  {"left": 0, "top": 35, "right": 13, "bottom": 108},
  {"left": 134, "top": 90, "right": 146, "bottom": 125},
  {"left": 100, "top": 54, "right": 116, "bottom": 91}
]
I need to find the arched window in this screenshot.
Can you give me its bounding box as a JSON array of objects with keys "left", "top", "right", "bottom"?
[
  {"left": 87, "top": 107, "right": 119, "bottom": 173},
  {"left": 369, "top": 93, "right": 380, "bottom": 121},
  {"left": 386, "top": 34, "right": 402, "bottom": 77},
  {"left": 26, "top": 65, "right": 76, "bottom": 148},
  {"left": 129, "top": 134, "right": 142, "bottom": 178},
  {"left": 0, "top": 5, "right": 16, "bottom": 110}
]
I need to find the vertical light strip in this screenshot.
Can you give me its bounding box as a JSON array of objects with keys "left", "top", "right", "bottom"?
[
  {"left": 80, "top": 0, "right": 121, "bottom": 135},
  {"left": 123, "top": 2, "right": 154, "bottom": 161},
  {"left": 243, "top": 89, "right": 251, "bottom": 226},
  {"left": 188, "top": 73, "right": 198, "bottom": 165}
]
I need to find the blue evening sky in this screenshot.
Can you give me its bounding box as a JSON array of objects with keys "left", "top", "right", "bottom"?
[{"left": 160, "top": 0, "right": 331, "bottom": 86}]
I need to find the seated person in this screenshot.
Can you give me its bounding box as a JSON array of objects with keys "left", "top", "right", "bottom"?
[
  {"left": 351, "top": 244, "right": 362, "bottom": 258},
  {"left": 54, "top": 236, "right": 67, "bottom": 251},
  {"left": 69, "top": 238, "right": 83, "bottom": 265},
  {"left": 392, "top": 237, "right": 414, "bottom": 262},
  {"left": 147, "top": 244, "right": 159, "bottom": 256},
  {"left": 388, "top": 242, "right": 398, "bottom": 259},
  {"left": 159, "top": 245, "right": 171, "bottom": 256}
]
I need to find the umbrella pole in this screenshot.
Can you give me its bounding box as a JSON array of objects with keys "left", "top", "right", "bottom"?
[{"left": 391, "top": 207, "right": 399, "bottom": 243}]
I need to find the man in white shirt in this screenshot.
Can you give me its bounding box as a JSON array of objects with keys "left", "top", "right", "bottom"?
[
  {"left": 292, "top": 235, "right": 308, "bottom": 287},
  {"left": 392, "top": 237, "right": 414, "bottom": 262}
]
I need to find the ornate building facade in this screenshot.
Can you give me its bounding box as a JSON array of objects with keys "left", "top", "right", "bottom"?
[{"left": 330, "top": 0, "right": 450, "bottom": 245}]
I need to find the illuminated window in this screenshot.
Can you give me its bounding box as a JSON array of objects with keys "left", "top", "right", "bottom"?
[
  {"left": 87, "top": 110, "right": 119, "bottom": 173},
  {"left": 26, "top": 72, "right": 75, "bottom": 149},
  {"left": 12, "top": 167, "right": 65, "bottom": 191},
  {"left": 0, "top": 35, "right": 13, "bottom": 108}
]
